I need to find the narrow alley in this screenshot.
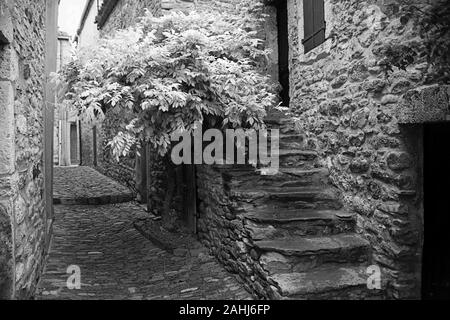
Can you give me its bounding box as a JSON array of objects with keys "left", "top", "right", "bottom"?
[{"left": 37, "top": 167, "right": 252, "bottom": 300}]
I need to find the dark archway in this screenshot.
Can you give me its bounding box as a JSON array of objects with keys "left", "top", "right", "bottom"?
[{"left": 422, "top": 122, "right": 450, "bottom": 299}]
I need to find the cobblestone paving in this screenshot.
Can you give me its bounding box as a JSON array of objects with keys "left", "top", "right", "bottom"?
[
  {"left": 37, "top": 168, "right": 252, "bottom": 300},
  {"left": 53, "top": 166, "right": 134, "bottom": 205}
]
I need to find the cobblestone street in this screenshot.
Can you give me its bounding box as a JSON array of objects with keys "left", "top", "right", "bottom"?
[
  {"left": 37, "top": 167, "right": 252, "bottom": 300},
  {"left": 53, "top": 166, "right": 134, "bottom": 205}
]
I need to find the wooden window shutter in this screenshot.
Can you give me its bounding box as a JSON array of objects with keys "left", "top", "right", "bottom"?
[{"left": 302, "top": 0, "right": 326, "bottom": 53}]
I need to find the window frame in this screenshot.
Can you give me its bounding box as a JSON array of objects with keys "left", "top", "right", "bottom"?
[{"left": 302, "top": 0, "right": 326, "bottom": 54}]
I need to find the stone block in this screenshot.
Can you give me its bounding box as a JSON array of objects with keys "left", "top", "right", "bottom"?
[
  {"left": 397, "top": 85, "right": 450, "bottom": 124},
  {"left": 0, "top": 81, "right": 15, "bottom": 175},
  {"left": 386, "top": 152, "right": 412, "bottom": 172},
  {"left": 0, "top": 2, "right": 13, "bottom": 45},
  {"left": 0, "top": 45, "right": 18, "bottom": 81}
]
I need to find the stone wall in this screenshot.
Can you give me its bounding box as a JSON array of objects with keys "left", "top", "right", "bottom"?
[
  {"left": 100, "top": 0, "right": 162, "bottom": 36},
  {"left": 0, "top": 0, "right": 51, "bottom": 299},
  {"left": 94, "top": 110, "right": 138, "bottom": 193},
  {"left": 196, "top": 165, "right": 275, "bottom": 299},
  {"left": 284, "top": 0, "right": 428, "bottom": 299},
  {"left": 194, "top": 0, "right": 435, "bottom": 300},
  {"left": 80, "top": 121, "right": 96, "bottom": 166}
]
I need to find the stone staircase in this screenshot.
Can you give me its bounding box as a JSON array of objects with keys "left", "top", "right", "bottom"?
[{"left": 220, "top": 116, "right": 383, "bottom": 300}]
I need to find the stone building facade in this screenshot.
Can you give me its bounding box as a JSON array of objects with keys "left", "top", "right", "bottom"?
[
  {"left": 281, "top": 0, "right": 428, "bottom": 299},
  {"left": 0, "top": 0, "right": 57, "bottom": 299},
  {"left": 196, "top": 0, "right": 447, "bottom": 300},
  {"left": 75, "top": 0, "right": 101, "bottom": 49}
]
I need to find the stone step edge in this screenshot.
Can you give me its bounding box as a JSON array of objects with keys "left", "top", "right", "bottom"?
[
  {"left": 270, "top": 265, "right": 380, "bottom": 298},
  {"left": 231, "top": 187, "right": 338, "bottom": 200},
  {"left": 254, "top": 234, "right": 370, "bottom": 257},
  {"left": 244, "top": 209, "right": 355, "bottom": 224},
  {"left": 278, "top": 149, "right": 317, "bottom": 157},
  {"left": 224, "top": 167, "right": 327, "bottom": 177},
  {"left": 53, "top": 193, "right": 134, "bottom": 205},
  {"left": 207, "top": 150, "right": 318, "bottom": 170}
]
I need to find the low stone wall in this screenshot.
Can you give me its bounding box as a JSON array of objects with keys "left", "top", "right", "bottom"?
[
  {"left": 96, "top": 109, "right": 137, "bottom": 193},
  {"left": 196, "top": 165, "right": 279, "bottom": 299}
]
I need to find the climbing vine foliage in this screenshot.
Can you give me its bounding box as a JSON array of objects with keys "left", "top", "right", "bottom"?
[{"left": 57, "top": 2, "right": 278, "bottom": 161}]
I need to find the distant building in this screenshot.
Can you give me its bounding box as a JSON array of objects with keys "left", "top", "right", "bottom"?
[
  {"left": 54, "top": 31, "right": 80, "bottom": 167},
  {"left": 57, "top": 31, "right": 71, "bottom": 70},
  {"left": 74, "top": 0, "right": 102, "bottom": 49}
]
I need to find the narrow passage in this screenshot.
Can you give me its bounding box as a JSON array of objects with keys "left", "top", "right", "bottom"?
[{"left": 37, "top": 167, "right": 251, "bottom": 300}]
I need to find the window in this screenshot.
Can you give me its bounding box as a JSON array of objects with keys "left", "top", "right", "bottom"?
[{"left": 302, "top": 0, "right": 326, "bottom": 54}]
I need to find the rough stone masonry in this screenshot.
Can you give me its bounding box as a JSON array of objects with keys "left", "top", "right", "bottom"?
[
  {"left": 194, "top": 0, "right": 447, "bottom": 300},
  {"left": 285, "top": 0, "right": 428, "bottom": 299},
  {"left": 0, "top": 0, "right": 53, "bottom": 299}
]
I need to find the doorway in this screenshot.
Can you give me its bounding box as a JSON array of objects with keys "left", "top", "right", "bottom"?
[
  {"left": 70, "top": 122, "right": 79, "bottom": 165},
  {"left": 422, "top": 122, "right": 450, "bottom": 299},
  {"left": 275, "top": 0, "right": 290, "bottom": 107}
]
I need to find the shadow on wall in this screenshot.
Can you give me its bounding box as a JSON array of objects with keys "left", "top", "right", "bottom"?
[{"left": 0, "top": 204, "right": 13, "bottom": 299}]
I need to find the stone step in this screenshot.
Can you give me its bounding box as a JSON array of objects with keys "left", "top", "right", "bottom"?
[
  {"left": 256, "top": 233, "right": 370, "bottom": 257},
  {"left": 278, "top": 150, "right": 318, "bottom": 168},
  {"left": 264, "top": 116, "right": 289, "bottom": 126},
  {"left": 270, "top": 265, "right": 383, "bottom": 299},
  {"left": 267, "top": 134, "right": 309, "bottom": 150},
  {"left": 232, "top": 186, "right": 335, "bottom": 199},
  {"left": 278, "top": 149, "right": 317, "bottom": 159},
  {"left": 208, "top": 149, "right": 317, "bottom": 169},
  {"left": 275, "top": 168, "right": 329, "bottom": 187},
  {"left": 256, "top": 234, "right": 370, "bottom": 274},
  {"left": 244, "top": 209, "right": 356, "bottom": 239},
  {"left": 229, "top": 187, "right": 342, "bottom": 210},
  {"left": 245, "top": 208, "right": 355, "bottom": 224},
  {"left": 53, "top": 193, "right": 134, "bottom": 205},
  {"left": 225, "top": 168, "right": 329, "bottom": 189},
  {"left": 231, "top": 186, "right": 340, "bottom": 210},
  {"left": 264, "top": 116, "right": 299, "bottom": 134},
  {"left": 280, "top": 140, "right": 306, "bottom": 151}
]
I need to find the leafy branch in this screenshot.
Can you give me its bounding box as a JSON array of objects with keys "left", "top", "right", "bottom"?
[{"left": 57, "top": 2, "right": 278, "bottom": 161}]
